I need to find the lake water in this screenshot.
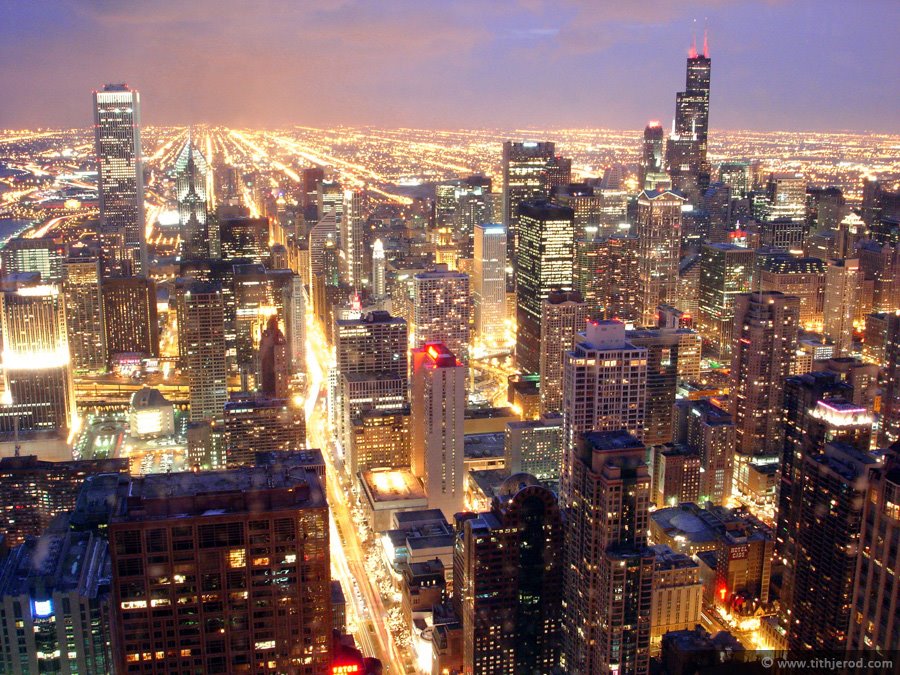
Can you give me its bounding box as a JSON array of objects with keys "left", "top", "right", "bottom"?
[{"left": 0, "top": 219, "right": 33, "bottom": 246}]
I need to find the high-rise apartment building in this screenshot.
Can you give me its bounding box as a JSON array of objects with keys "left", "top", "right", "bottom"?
[
  {"left": 847, "top": 446, "right": 899, "bottom": 655},
  {"left": 504, "top": 414, "right": 563, "bottom": 482},
  {"left": 371, "top": 239, "right": 386, "bottom": 299},
  {"left": 93, "top": 84, "right": 146, "bottom": 276},
  {"left": 108, "top": 463, "right": 331, "bottom": 673},
  {"left": 174, "top": 137, "right": 210, "bottom": 259},
  {"left": 62, "top": 254, "right": 107, "bottom": 371},
  {"left": 516, "top": 201, "right": 575, "bottom": 373},
  {"left": 560, "top": 430, "right": 654, "bottom": 675},
  {"left": 562, "top": 320, "right": 648, "bottom": 445},
  {"left": 765, "top": 172, "right": 807, "bottom": 221},
  {"left": 635, "top": 189, "right": 685, "bottom": 326},
  {"left": 823, "top": 258, "right": 861, "bottom": 356},
  {"left": 453, "top": 478, "right": 563, "bottom": 673},
  {"left": 101, "top": 276, "right": 159, "bottom": 362},
  {"left": 879, "top": 312, "right": 900, "bottom": 446},
  {"left": 539, "top": 290, "right": 588, "bottom": 415},
  {"left": 340, "top": 190, "right": 366, "bottom": 290},
  {"left": 502, "top": 141, "right": 555, "bottom": 267},
  {"left": 756, "top": 254, "right": 826, "bottom": 329},
  {"left": 729, "top": 291, "right": 799, "bottom": 458},
  {"left": 181, "top": 281, "right": 227, "bottom": 422},
  {"left": 575, "top": 234, "right": 640, "bottom": 321},
  {"left": 697, "top": 243, "right": 754, "bottom": 356},
  {"left": 412, "top": 266, "right": 470, "bottom": 364},
  {"left": 785, "top": 443, "right": 881, "bottom": 652},
  {"left": 673, "top": 398, "right": 735, "bottom": 506},
  {"left": 219, "top": 215, "right": 269, "bottom": 264},
  {"left": 258, "top": 314, "right": 289, "bottom": 399},
  {"left": 410, "top": 343, "right": 466, "bottom": 519},
  {"left": 472, "top": 224, "right": 506, "bottom": 345},
  {"left": 0, "top": 284, "right": 75, "bottom": 434}
]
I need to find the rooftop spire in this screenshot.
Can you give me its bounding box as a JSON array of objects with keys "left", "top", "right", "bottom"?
[
  {"left": 703, "top": 28, "right": 709, "bottom": 58},
  {"left": 689, "top": 21, "right": 698, "bottom": 58}
]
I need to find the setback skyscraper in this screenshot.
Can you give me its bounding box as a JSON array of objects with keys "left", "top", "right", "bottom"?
[
  {"left": 174, "top": 136, "right": 210, "bottom": 260},
  {"left": 636, "top": 189, "right": 685, "bottom": 326}
]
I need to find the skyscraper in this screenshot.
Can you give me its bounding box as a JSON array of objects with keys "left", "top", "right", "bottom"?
[
  {"left": 93, "top": 84, "right": 146, "bottom": 276},
  {"left": 101, "top": 276, "right": 159, "bottom": 362},
  {"left": 756, "top": 254, "right": 826, "bottom": 329},
  {"left": 453, "top": 477, "right": 563, "bottom": 673},
  {"left": 673, "top": 398, "right": 735, "bottom": 505},
  {"left": 174, "top": 136, "right": 210, "bottom": 259},
  {"left": 560, "top": 430, "right": 654, "bottom": 675},
  {"left": 371, "top": 238, "right": 386, "bottom": 299},
  {"left": 823, "top": 258, "right": 861, "bottom": 356},
  {"left": 62, "top": 253, "right": 107, "bottom": 371},
  {"left": 341, "top": 190, "right": 366, "bottom": 290},
  {"left": 181, "top": 281, "right": 227, "bottom": 422},
  {"left": 847, "top": 445, "right": 900, "bottom": 655},
  {"left": 697, "top": 242, "right": 755, "bottom": 357},
  {"left": 412, "top": 266, "right": 470, "bottom": 364},
  {"left": 472, "top": 224, "right": 506, "bottom": 345},
  {"left": 410, "top": 343, "right": 466, "bottom": 519},
  {"left": 0, "top": 285, "right": 75, "bottom": 435},
  {"left": 879, "top": 312, "right": 900, "bottom": 446},
  {"left": 639, "top": 122, "right": 666, "bottom": 189},
  {"left": 0, "top": 236, "right": 67, "bottom": 282},
  {"left": 666, "top": 37, "right": 711, "bottom": 204},
  {"left": 785, "top": 443, "right": 881, "bottom": 651},
  {"left": 515, "top": 201, "right": 575, "bottom": 373},
  {"left": 259, "top": 314, "right": 289, "bottom": 399},
  {"left": 729, "top": 291, "right": 799, "bottom": 459},
  {"left": 502, "top": 141, "right": 555, "bottom": 268},
  {"left": 539, "top": 290, "right": 588, "bottom": 415},
  {"left": 108, "top": 462, "right": 331, "bottom": 673},
  {"left": 562, "top": 319, "right": 648, "bottom": 445},
  {"left": 223, "top": 396, "right": 306, "bottom": 468},
  {"left": 635, "top": 189, "right": 685, "bottom": 326}
]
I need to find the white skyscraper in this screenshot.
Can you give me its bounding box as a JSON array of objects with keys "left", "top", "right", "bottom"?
[
  {"left": 93, "top": 84, "right": 146, "bottom": 276},
  {"left": 181, "top": 282, "right": 227, "bottom": 422},
  {"left": 410, "top": 343, "right": 466, "bottom": 519},
  {"left": 372, "top": 239, "right": 386, "bottom": 299},
  {"left": 473, "top": 224, "right": 506, "bottom": 345},
  {"left": 341, "top": 190, "right": 366, "bottom": 290},
  {"left": 413, "top": 266, "right": 470, "bottom": 364}
]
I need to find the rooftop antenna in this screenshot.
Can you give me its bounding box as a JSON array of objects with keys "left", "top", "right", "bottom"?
[
  {"left": 689, "top": 20, "right": 698, "bottom": 58},
  {"left": 703, "top": 26, "right": 709, "bottom": 58}
]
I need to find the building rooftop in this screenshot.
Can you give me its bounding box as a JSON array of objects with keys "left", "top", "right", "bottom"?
[
  {"left": 505, "top": 413, "right": 563, "bottom": 432},
  {"left": 129, "top": 387, "right": 172, "bottom": 410},
  {"left": 650, "top": 544, "right": 699, "bottom": 571},
  {"left": 360, "top": 469, "right": 426, "bottom": 503},
  {"left": 113, "top": 465, "right": 325, "bottom": 522},
  {"left": 464, "top": 433, "right": 505, "bottom": 459},
  {"left": 651, "top": 502, "right": 773, "bottom": 548},
  {"left": 582, "top": 429, "right": 645, "bottom": 452}
]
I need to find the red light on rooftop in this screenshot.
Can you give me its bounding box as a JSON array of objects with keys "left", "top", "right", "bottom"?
[{"left": 426, "top": 345, "right": 440, "bottom": 361}]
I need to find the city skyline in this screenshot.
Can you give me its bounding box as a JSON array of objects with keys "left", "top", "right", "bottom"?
[{"left": 1, "top": 0, "right": 899, "bottom": 132}]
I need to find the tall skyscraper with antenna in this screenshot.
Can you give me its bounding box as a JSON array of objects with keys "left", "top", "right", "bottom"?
[
  {"left": 666, "top": 32, "right": 712, "bottom": 205},
  {"left": 93, "top": 84, "right": 146, "bottom": 276}
]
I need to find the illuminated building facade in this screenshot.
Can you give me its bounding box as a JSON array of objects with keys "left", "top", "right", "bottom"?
[
  {"left": 551, "top": 183, "right": 604, "bottom": 239},
  {"left": 453, "top": 478, "right": 563, "bottom": 673},
  {"left": 101, "top": 276, "right": 159, "bottom": 362},
  {"left": 560, "top": 430, "right": 654, "bottom": 675},
  {"left": 472, "top": 224, "right": 506, "bottom": 344},
  {"left": 847, "top": 446, "right": 900, "bottom": 655},
  {"left": 349, "top": 409, "right": 411, "bottom": 476},
  {"left": 673, "top": 398, "right": 735, "bottom": 506},
  {"left": 0, "top": 236, "right": 67, "bottom": 283},
  {"left": 880, "top": 313, "right": 900, "bottom": 446},
  {"left": 108, "top": 464, "right": 331, "bottom": 674},
  {"left": 574, "top": 234, "right": 640, "bottom": 321},
  {"left": 371, "top": 239, "right": 386, "bottom": 299},
  {"left": 639, "top": 122, "right": 666, "bottom": 190},
  {"left": 412, "top": 267, "right": 470, "bottom": 365},
  {"left": 181, "top": 282, "right": 227, "bottom": 422},
  {"left": 822, "top": 258, "right": 860, "bottom": 356},
  {"left": 666, "top": 40, "right": 711, "bottom": 204},
  {"left": 729, "top": 291, "right": 799, "bottom": 459},
  {"left": 340, "top": 190, "right": 366, "bottom": 290},
  {"left": 0, "top": 285, "right": 75, "bottom": 434},
  {"left": 410, "top": 343, "right": 466, "bottom": 519},
  {"left": 515, "top": 201, "right": 575, "bottom": 374},
  {"left": 93, "top": 84, "right": 146, "bottom": 277},
  {"left": 219, "top": 215, "right": 269, "bottom": 264},
  {"left": 504, "top": 414, "right": 563, "bottom": 482},
  {"left": 756, "top": 254, "right": 826, "bottom": 328},
  {"left": 635, "top": 189, "right": 685, "bottom": 326},
  {"left": 259, "top": 314, "right": 289, "bottom": 399},
  {"left": 562, "top": 320, "right": 648, "bottom": 446},
  {"left": 174, "top": 137, "right": 210, "bottom": 259},
  {"left": 0, "top": 528, "right": 111, "bottom": 675},
  {"left": 62, "top": 254, "right": 107, "bottom": 371},
  {"left": 697, "top": 243, "right": 755, "bottom": 357},
  {"left": 502, "top": 141, "right": 555, "bottom": 268},
  {"left": 539, "top": 290, "right": 588, "bottom": 415},
  {"left": 223, "top": 395, "right": 306, "bottom": 468},
  {"left": 765, "top": 172, "right": 807, "bottom": 221},
  {"left": 128, "top": 387, "right": 175, "bottom": 439}
]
